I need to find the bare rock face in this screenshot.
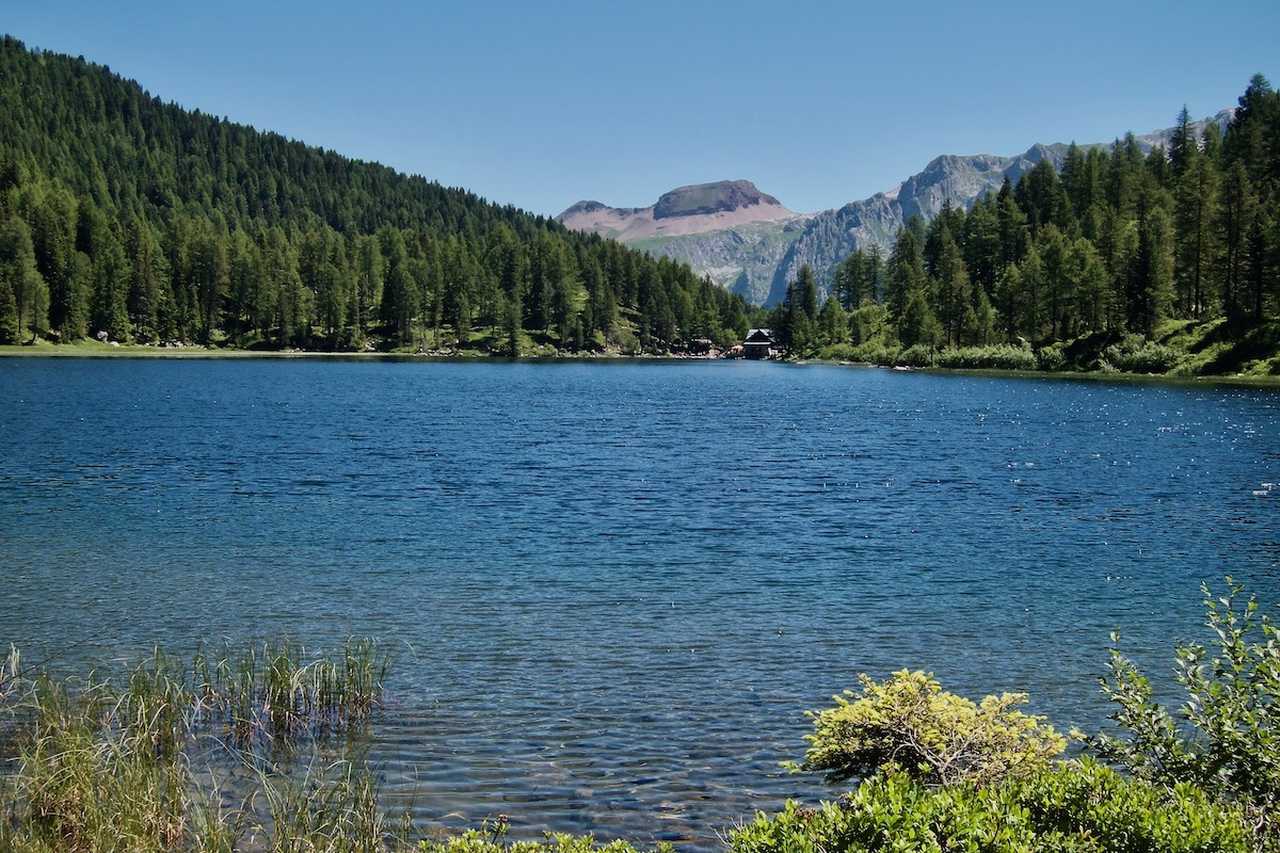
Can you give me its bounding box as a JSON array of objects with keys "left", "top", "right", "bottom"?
[
  {"left": 556, "top": 180, "right": 797, "bottom": 242},
  {"left": 652, "top": 180, "right": 782, "bottom": 219}
]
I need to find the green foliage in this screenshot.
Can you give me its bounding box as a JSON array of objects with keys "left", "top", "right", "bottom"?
[
  {"left": 789, "top": 75, "right": 1280, "bottom": 374},
  {"left": 1036, "top": 342, "right": 1068, "bottom": 372},
  {"left": 894, "top": 344, "right": 936, "bottom": 368},
  {"left": 1082, "top": 579, "right": 1280, "bottom": 851},
  {"left": 731, "top": 762, "right": 1249, "bottom": 853},
  {"left": 0, "top": 638, "right": 394, "bottom": 852},
  {"left": 1101, "top": 334, "right": 1185, "bottom": 373},
  {"left": 933, "top": 344, "right": 1039, "bottom": 371},
  {"left": 0, "top": 37, "right": 748, "bottom": 354},
  {"left": 794, "top": 670, "right": 1065, "bottom": 787},
  {"left": 417, "top": 820, "right": 668, "bottom": 853}
]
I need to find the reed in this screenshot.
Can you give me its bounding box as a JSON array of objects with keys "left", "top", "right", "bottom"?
[
  {"left": 0, "top": 638, "right": 397, "bottom": 852},
  {"left": 254, "top": 761, "right": 388, "bottom": 852},
  {"left": 191, "top": 638, "right": 391, "bottom": 747}
]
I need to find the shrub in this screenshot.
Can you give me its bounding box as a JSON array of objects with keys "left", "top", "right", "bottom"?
[
  {"left": 1082, "top": 578, "right": 1280, "bottom": 851},
  {"left": 730, "top": 761, "right": 1249, "bottom": 853},
  {"left": 418, "top": 820, "right": 667, "bottom": 853},
  {"left": 1102, "top": 335, "right": 1184, "bottom": 374},
  {"left": 793, "top": 670, "right": 1065, "bottom": 787},
  {"left": 934, "top": 345, "right": 1038, "bottom": 371},
  {"left": 1036, "top": 343, "right": 1067, "bottom": 372},
  {"left": 847, "top": 342, "right": 900, "bottom": 366},
  {"left": 894, "top": 345, "right": 935, "bottom": 368}
]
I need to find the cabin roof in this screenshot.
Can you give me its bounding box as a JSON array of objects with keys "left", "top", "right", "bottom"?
[{"left": 744, "top": 328, "right": 774, "bottom": 344}]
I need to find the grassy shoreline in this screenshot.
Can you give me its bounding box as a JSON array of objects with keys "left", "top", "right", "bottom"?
[{"left": 4, "top": 340, "right": 1280, "bottom": 387}]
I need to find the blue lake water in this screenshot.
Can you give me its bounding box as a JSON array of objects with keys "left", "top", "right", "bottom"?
[{"left": 1, "top": 358, "right": 1277, "bottom": 847}]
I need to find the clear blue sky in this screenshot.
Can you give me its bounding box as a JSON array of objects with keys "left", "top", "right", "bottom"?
[{"left": 7, "top": 1, "right": 1279, "bottom": 216}]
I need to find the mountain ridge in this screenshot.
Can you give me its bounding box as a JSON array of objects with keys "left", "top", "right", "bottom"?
[
  {"left": 557, "top": 179, "right": 802, "bottom": 245},
  {"left": 559, "top": 110, "right": 1234, "bottom": 305}
]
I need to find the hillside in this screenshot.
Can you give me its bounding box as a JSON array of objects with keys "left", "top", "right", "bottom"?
[
  {"left": 753, "top": 79, "right": 1279, "bottom": 382},
  {"left": 0, "top": 36, "right": 752, "bottom": 353},
  {"left": 561, "top": 114, "right": 1234, "bottom": 306}
]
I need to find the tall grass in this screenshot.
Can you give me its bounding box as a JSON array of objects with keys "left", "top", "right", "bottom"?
[
  {"left": 0, "top": 638, "right": 395, "bottom": 852},
  {"left": 192, "top": 639, "right": 389, "bottom": 747}
]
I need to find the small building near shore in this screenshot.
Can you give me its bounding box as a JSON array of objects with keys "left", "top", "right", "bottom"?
[
  {"left": 742, "top": 328, "right": 777, "bottom": 360},
  {"left": 688, "top": 337, "right": 713, "bottom": 355}
]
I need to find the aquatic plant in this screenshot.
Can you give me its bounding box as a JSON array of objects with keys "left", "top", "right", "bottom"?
[
  {"left": 190, "top": 638, "right": 389, "bottom": 747},
  {"left": 0, "top": 638, "right": 393, "bottom": 852}
]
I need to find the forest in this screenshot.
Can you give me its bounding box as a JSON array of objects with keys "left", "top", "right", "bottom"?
[
  {"left": 1, "top": 35, "right": 1277, "bottom": 375},
  {"left": 0, "top": 37, "right": 752, "bottom": 355},
  {"left": 768, "top": 74, "right": 1280, "bottom": 375}
]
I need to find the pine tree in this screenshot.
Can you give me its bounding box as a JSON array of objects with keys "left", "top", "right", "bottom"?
[
  {"left": 0, "top": 278, "right": 17, "bottom": 344},
  {"left": 1169, "top": 107, "right": 1196, "bottom": 178},
  {"left": 89, "top": 227, "right": 129, "bottom": 341},
  {"left": 1018, "top": 245, "right": 1046, "bottom": 340},
  {"left": 0, "top": 215, "right": 49, "bottom": 341},
  {"left": 378, "top": 228, "right": 416, "bottom": 346},
  {"left": 1169, "top": 125, "right": 1217, "bottom": 318},
  {"left": 931, "top": 229, "right": 970, "bottom": 346},
  {"left": 126, "top": 220, "right": 167, "bottom": 342},
  {"left": 899, "top": 285, "right": 940, "bottom": 348},
  {"left": 797, "top": 265, "right": 819, "bottom": 322},
  {"left": 1219, "top": 161, "right": 1256, "bottom": 324},
  {"left": 886, "top": 228, "right": 925, "bottom": 323},
  {"left": 1129, "top": 190, "right": 1175, "bottom": 336}
]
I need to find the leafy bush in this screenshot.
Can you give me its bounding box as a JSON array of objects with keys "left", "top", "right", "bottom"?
[
  {"left": 1082, "top": 579, "right": 1280, "bottom": 851},
  {"left": 1102, "top": 335, "right": 1184, "bottom": 374},
  {"left": 1036, "top": 343, "right": 1067, "bottom": 372},
  {"left": 418, "top": 820, "right": 666, "bottom": 853},
  {"left": 731, "top": 761, "right": 1249, "bottom": 853},
  {"left": 933, "top": 345, "right": 1038, "bottom": 371},
  {"left": 794, "top": 670, "right": 1065, "bottom": 787},
  {"left": 847, "top": 342, "right": 900, "bottom": 366},
  {"left": 893, "top": 345, "right": 936, "bottom": 368}
]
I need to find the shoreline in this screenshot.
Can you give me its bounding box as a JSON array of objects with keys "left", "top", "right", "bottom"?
[{"left": 3, "top": 343, "right": 1279, "bottom": 387}]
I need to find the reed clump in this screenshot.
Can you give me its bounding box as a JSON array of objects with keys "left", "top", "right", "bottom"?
[
  {"left": 0, "top": 638, "right": 396, "bottom": 852},
  {"left": 193, "top": 638, "right": 390, "bottom": 747}
]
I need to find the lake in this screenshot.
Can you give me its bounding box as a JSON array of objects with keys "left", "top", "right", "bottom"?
[{"left": 1, "top": 358, "right": 1277, "bottom": 847}]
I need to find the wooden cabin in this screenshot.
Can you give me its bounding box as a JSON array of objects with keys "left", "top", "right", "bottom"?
[{"left": 742, "top": 328, "right": 776, "bottom": 359}]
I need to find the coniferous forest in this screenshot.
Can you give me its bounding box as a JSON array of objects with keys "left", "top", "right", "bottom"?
[
  {"left": 1, "top": 35, "right": 1278, "bottom": 375},
  {"left": 0, "top": 37, "right": 752, "bottom": 354},
  {"left": 768, "top": 75, "right": 1280, "bottom": 376}
]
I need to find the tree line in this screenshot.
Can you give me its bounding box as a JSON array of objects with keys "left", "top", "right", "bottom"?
[
  {"left": 768, "top": 74, "right": 1280, "bottom": 362},
  {"left": 0, "top": 37, "right": 751, "bottom": 352}
]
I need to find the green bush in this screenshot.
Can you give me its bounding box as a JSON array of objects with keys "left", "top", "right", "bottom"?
[
  {"left": 730, "top": 761, "right": 1249, "bottom": 853},
  {"left": 1101, "top": 335, "right": 1184, "bottom": 374},
  {"left": 894, "top": 345, "right": 936, "bottom": 368},
  {"left": 794, "top": 670, "right": 1065, "bottom": 787},
  {"left": 1082, "top": 579, "right": 1280, "bottom": 852},
  {"left": 1036, "top": 343, "right": 1067, "bottom": 372},
  {"left": 418, "top": 821, "right": 666, "bottom": 853},
  {"left": 847, "top": 342, "right": 900, "bottom": 365},
  {"left": 933, "top": 345, "right": 1038, "bottom": 371}
]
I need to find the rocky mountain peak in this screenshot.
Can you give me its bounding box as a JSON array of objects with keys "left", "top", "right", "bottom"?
[{"left": 652, "top": 180, "right": 782, "bottom": 219}]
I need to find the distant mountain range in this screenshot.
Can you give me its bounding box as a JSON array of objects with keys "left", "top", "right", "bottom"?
[{"left": 557, "top": 111, "right": 1234, "bottom": 305}]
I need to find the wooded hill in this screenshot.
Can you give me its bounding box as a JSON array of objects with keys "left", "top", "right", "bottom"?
[
  {"left": 766, "top": 74, "right": 1280, "bottom": 376},
  {"left": 0, "top": 36, "right": 752, "bottom": 353}
]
